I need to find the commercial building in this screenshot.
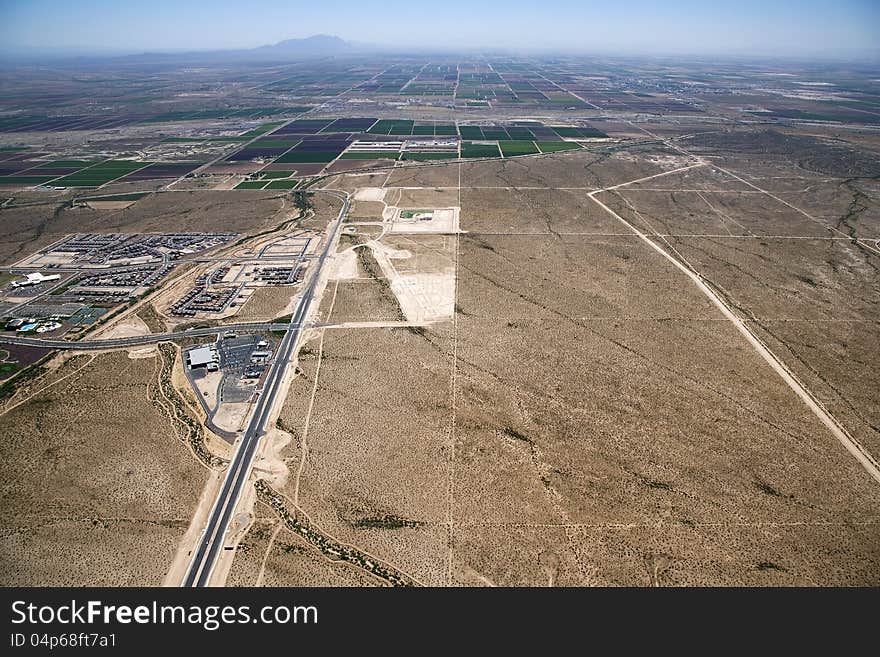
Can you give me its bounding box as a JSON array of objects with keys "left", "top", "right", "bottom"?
[{"left": 186, "top": 345, "right": 219, "bottom": 370}]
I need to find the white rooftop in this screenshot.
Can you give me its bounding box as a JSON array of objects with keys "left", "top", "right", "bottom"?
[{"left": 188, "top": 345, "right": 217, "bottom": 367}]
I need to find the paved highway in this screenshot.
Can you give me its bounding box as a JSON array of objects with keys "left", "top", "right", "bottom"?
[
  {"left": 0, "top": 323, "right": 290, "bottom": 350},
  {"left": 182, "top": 189, "right": 348, "bottom": 587}
]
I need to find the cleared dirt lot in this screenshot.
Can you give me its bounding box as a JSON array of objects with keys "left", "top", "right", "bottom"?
[
  {"left": 235, "top": 285, "right": 298, "bottom": 322},
  {"left": 0, "top": 351, "right": 207, "bottom": 585}
]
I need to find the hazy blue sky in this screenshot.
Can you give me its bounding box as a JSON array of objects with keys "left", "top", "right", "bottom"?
[{"left": 1, "top": 0, "right": 878, "bottom": 58}]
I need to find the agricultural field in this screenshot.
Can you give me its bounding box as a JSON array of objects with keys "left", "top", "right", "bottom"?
[
  {"left": 461, "top": 141, "right": 502, "bottom": 158},
  {"left": 0, "top": 108, "right": 606, "bottom": 189}
]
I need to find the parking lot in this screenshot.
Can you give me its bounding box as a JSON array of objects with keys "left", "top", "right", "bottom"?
[{"left": 216, "top": 333, "right": 274, "bottom": 404}]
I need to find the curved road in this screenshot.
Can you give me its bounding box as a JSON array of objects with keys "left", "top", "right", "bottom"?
[{"left": 0, "top": 322, "right": 290, "bottom": 350}]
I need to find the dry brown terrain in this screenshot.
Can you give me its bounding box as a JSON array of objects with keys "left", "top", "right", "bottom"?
[
  {"left": 459, "top": 147, "right": 684, "bottom": 189},
  {"left": 595, "top": 172, "right": 880, "bottom": 466},
  {"left": 235, "top": 286, "right": 298, "bottom": 322},
  {"left": 227, "top": 502, "right": 378, "bottom": 586},
  {"left": 5, "top": 52, "right": 878, "bottom": 591},
  {"left": 0, "top": 351, "right": 208, "bottom": 585},
  {"left": 321, "top": 172, "right": 389, "bottom": 194},
  {"left": 385, "top": 165, "right": 460, "bottom": 189},
  {"left": 228, "top": 150, "right": 880, "bottom": 586},
  {"left": 228, "top": 324, "right": 453, "bottom": 586},
  {"left": 347, "top": 200, "right": 386, "bottom": 220},
  {"left": 3, "top": 123, "right": 877, "bottom": 587},
  {"left": 317, "top": 280, "right": 405, "bottom": 323},
  {"left": 0, "top": 190, "right": 288, "bottom": 265},
  {"left": 460, "top": 187, "right": 624, "bottom": 234},
  {"left": 316, "top": 238, "right": 406, "bottom": 323}
]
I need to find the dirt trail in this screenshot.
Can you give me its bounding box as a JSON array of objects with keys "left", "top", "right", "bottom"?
[{"left": 589, "top": 183, "right": 880, "bottom": 485}]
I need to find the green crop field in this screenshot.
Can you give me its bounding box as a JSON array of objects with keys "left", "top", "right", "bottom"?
[
  {"left": 459, "top": 126, "right": 485, "bottom": 140},
  {"left": 368, "top": 119, "right": 415, "bottom": 135},
  {"left": 461, "top": 142, "right": 501, "bottom": 158},
  {"left": 399, "top": 152, "right": 458, "bottom": 161},
  {"left": 498, "top": 140, "right": 539, "bottom": 156},
  {"left": 481, "top": 129, "right": 509, "bottom": 140},
  {"left": 551, "top": 126, "right": 608, "bottom": 138},
  {"left": 264, "top": 179, "right": 300, "bottom": 189},
  {"left": 548, "top": 127, "right": 581, "bottom": 138},
  {"left": 234, "top": 181, "right": 268, "bottom": 190},
  {"left": 506, "top": 127, "right": 535, "bottom": 140},
  {"left": 387, "top": 124, "right": 415, "bottom": 135},
  {"left": 0, "top": 176, "right": 56, "bottom": 185},
  {"left": 535, "top": 141, "right": 581, "bottom": 153},
  {"left": 79, "top": 192, "right": 149, "bottom": 202},
  {"left": 52, "top": 160, "right": 150, "bottom": 187}
]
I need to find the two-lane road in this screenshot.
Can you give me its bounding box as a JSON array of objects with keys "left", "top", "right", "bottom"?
[{"left": 182, "top": 189, "right": 348, "bottom": 587}]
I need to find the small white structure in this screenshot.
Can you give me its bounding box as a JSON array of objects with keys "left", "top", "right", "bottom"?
[{"left": 11, "top": 272, "right": 61, "bottom": 288}]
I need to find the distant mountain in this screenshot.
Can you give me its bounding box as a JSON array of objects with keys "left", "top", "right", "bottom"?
[
  {"left": 148, "top": 34, "right": 360, "bottom": 63},
  {"left": 0, "top": 35, "right": 362, "bottom": 65},
  {"left": 251, "top": 34, "right": 353, "bottom": 58}
]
